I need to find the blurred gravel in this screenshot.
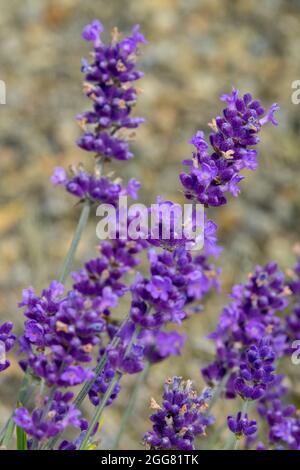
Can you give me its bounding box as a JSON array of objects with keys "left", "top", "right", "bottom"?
[{"left": 1, "top": 0, "right": 300, "bottom": 449}]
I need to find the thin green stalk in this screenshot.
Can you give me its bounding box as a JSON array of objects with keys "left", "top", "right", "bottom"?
[
  {"left": 112, "top": 361, "right": 150, "bottom": 450},
  {"left": 74, "top": 314, "right": 130, "bottom": 409},
  {"left": 79, "top": 325, "right": 141, "bottom": 450},
  {"left": 1, "top": 418, "right": 15, "bottom": 448},
  {"left": 242, "top": 399, "right": 249, "bottom": 414},
  {"left": 206, "top": 371, "right": 230, "bottom": 415},
  {"left": 79, "top": 372, "right": 121, "bottom": 450},
  {"left": 43, "top": 327, "right": 124, "bottom": 449},
  {"left": 58, "top": 198, "right": 91, "bottom": 283},
  {"left": 74, "top": 335, "right": 121, "bottom": 409},
  {"left": 234, "top": 437, "right": 240, "bottom": 450},
  {"left": 16, "top": 423, "right": 27, "bottom": 450}
]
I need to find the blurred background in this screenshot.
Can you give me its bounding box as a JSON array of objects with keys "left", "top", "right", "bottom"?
[{"left": 1, "top": 0, "right": 300, "bottom": 449}]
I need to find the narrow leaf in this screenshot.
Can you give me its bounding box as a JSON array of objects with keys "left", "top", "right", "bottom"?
[
  {"left": 16, "top": 425, "right": 27, "bottom": 450},
  {"left": 16, "top": 402, "right": 27, "bottom": 450}
]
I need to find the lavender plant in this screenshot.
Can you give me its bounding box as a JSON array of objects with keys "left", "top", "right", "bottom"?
[{"left": 0, "top": 18, "right": 298, "bottom": 452}]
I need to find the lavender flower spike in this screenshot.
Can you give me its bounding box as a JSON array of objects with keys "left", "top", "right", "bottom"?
[
  {"left": 77, "top": 20, "right": 146, "bottom": 161},
  {"left": 180, "top": 88, "right": 279, "bottom": 207},
  {"left": 144, "top": 377, "right": 214, "bottom": 450},
  {"left": 234, "top": 339, "right": 276, "bottom": 401}
]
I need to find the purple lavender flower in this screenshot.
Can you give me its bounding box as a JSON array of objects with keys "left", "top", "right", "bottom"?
[
  {"left": 77, "top": 21, "right": 145, "bottom": 161},
  {"left": 180, "top": 88, "right": 279, "bottom": 207},
  {"left": 130, "top": 247, "right": 219, "bottom": 329},
  {"left": 88, "top": 362, "right": 121, "bottom": 407},
  {"left": 227, "top": 412, "right": 257, "bottom": 438},
  {"left": 0, "top": 322, "right": 16, "bottom": 372},
  {"left": 51, "top": 166, "right": 140, "bottom": 204},
  {"left": 87, "top": 238, "right": 219, "bottom": 407},
  {"left": 87, "top": 319, "right": 143, "bottom": 407},
  {"left": 72, "top": 238, "right": 146, "bottom": 300},
  {"left": 14, "top": 391, "right": 82, "bottom": 441},
  {"left": 142, "top": 330, "right": 186, "bottom": 363},
  {"left": 234, "top": 340, "right": 276, "bottom": 401},
  {"left": 202, "top": 262, "right": 289, "bottom": 394},
  {"left": 82, "top": 19, "right": 103, "bottom": 45},
  {"left": 144, "top": 377, "right": 214, "bottom": 450},
  {"left": 146, "top": 196, "right": 221, "bottom": 255},
  {"left": 270, "top": 418, "right": 300, "bottom": 449},
  {"left": 18, "top": 286, "right": 114, "bottom": 386},
  {"left": 77, "top": 132, "right": 136, "bottom": 161},
  {"left": 257, "top": 376, "right": 300, "bottom": 450}
]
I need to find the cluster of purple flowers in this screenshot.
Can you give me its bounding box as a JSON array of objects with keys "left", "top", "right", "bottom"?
[
  {"left": 257, "top": 376, "right": 300, "bottom": 450},
  {"left": 234, "top": 340, "right": 276, "bottom": 401},
  {"left": 16, "top": 230, "right": 147, "bottom": 412},
  {"left": 14, "top": 391, "right": 83, "bottom": 442},
  {"left": 18, "top": 283, "right": 108, "bottom": 386},
  {"left": 180, "top": 89, "right": 279, "bottom": 207},
  {"left": 141, "top": 330, "right": 186, "bottom": 364},
  {"left": 144, "top": 376, "right": 214, "bottom": 450},
  {"left": 72, "top": 238, "right": 146, "bottom": 300},
  {"left": 227, "top": 412, "right": 257, "bottom": 438},
  {"left": 52, "top": 166, "right": 140, "bottom": 204},
  {"left": 202, "top": 253, "right": 300, "bottom": 449},
  {"left": 202, "top": 262, "right": 289, "bottom": 392},
  {"left": 200, "top": 262, "right": 295, "bottom": 448},
  {"left": 130, "top": 246, "right": 219, "bottom": 328},
  {"left": 84, "top": 237, "right": 220, "bottom": 407},
  {"left": 146, "top": 196, "right": 221, "bottom": 255},
  {"left": 77, "top": 20, "right": 145, "bottom": 160}
]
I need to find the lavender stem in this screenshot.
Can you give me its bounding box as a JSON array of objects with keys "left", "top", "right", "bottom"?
[
  {"left": 112, "top": 361, "right": 150, "bottom": 450},
  {"left": 79, "top": 372, "right": 121, "bottom": 450},
  {"left": 58, "top": 198, "right": 91, "bottom": 284}
]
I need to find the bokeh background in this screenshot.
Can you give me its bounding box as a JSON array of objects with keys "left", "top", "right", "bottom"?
[{"left": 1, "top": 0, "right": 300, "bottom": 449}]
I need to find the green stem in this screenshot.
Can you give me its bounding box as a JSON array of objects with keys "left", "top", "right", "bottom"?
[
  {"left": 58, "top": 198, "right": 91, "bottom": 284},
  {"left": 79, "top": 324, "right": 141, "bottom": 450},
  {"left": 242, "top": 399, "right": 249, "bottom": 415},
  {"left": 43, "top": 324, "right": 125, "bottom": 450},
  {"left": 112, "top": 361, "right": 150, "bottom": 450},
  {"left": 234, "top": 438, "right": 240, "bottom": 450},
  {"left": 206, "top": 371, "right": 230, "bottom": 415},
  {"left": 74, "top": 334, "right": 121, "bottom": 409},
  {"left": 79, "top": 372, "right": 121, "bottom": 450},
  {"left": 73, "top": 315, "right": 130, "bottom": 409}
]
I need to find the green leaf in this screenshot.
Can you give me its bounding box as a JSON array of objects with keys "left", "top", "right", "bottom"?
[
  {"left": 1, "top": 417, "right": 15, "bottom": 448},
  {"left": 16, "top": 425, "right": 27, "bottom": 450},
  {"left": 16, "top": 402, "right": 27, "bottom": 450}
]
